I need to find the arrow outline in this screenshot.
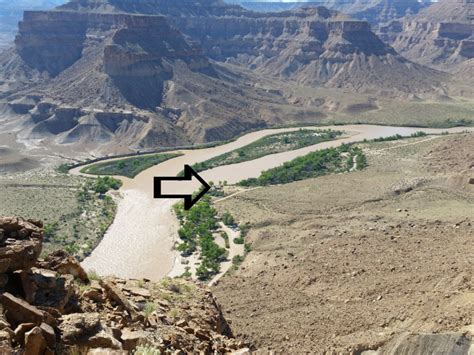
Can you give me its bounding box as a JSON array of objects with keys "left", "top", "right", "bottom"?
[{"left": 154, "top": 165, "right": 211, "bottom": 210}]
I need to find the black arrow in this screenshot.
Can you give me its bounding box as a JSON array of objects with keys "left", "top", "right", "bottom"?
[{"left": 154, "top": 165, "right": 211, "bottom": 210}]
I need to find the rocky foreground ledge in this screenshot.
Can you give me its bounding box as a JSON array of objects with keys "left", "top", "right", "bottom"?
[{"left": 0, "top": 217, "right": 248, "bottom": 354}]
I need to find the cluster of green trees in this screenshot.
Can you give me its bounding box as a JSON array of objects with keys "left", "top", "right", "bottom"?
[
  {"left": 173, "top": 197, "right": 227, "bottom": 281},
  {"left": 57, "top": 163, "right": 74, "bottom": 174},
  {"left": 81, "top": 153, "right": 182, "bottom": 178},
  {"left": 355, "top": 152, "right": 368, "bottom": 169},
  {"left": 187, "top": 129, "right": 342, "bottom": 174},
  {"left": 93, "top": 176, "right": 122, "bottom": 195},
  {"left": 370, "top": 131, "right": 427, "bottom": 143},
  {"left": 239, "top": 144, "right": 367, "bottom": 186}
]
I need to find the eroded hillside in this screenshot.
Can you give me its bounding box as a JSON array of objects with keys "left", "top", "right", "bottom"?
[{"left": 213, "top": 132, "right": 474, "bottom": 352}]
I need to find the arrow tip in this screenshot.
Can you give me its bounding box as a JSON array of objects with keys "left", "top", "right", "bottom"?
[{"left": 184, "top": 165, "right": 211, "bottom": 210}]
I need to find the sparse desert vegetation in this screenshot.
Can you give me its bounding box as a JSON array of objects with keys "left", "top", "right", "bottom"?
[{"left": 0, "top": 169, "right": 119, "bottom": 259}]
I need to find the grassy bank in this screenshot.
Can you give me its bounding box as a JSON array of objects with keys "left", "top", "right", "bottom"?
[
  {"left": 239, "top": 144, "right": 366, "bottom": 186},
  {"left": 80, "top": 153, "right": 182, "bottom": 178}
]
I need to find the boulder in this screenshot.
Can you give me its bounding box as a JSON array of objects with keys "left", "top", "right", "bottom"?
[
  {"left": 24, "top": 326, "right": 47, "bottom": 355},
  {"left": 0, "top": 217, "right": 43, "bottom": 272},
  {"left": 121, "top": 328, "right": 148, "bottom": 351},
  {"left": 0, "top": 329, "right": 12, "bottom": 346},
  {"left": 81, "top": 280, "right": 104, "bottom": 303},
  {"left": 60, "top": 313, "right": 121, "bottom": 349},
  {"left": 123, "top": 287, "right": 151, "bottom": 298},
  {"left": 0, "top": 293, "right": 44, "bottom": 327},
  {"left": 0, "top": 259, "right": 10, "bottom": 274},
  {"left": 88, "top": 331, "right": 122, "bottom": 350},
  {"left": 0, "top": 239, "right": 42, "bottom": 273},
  {"left": 38, "top": 250, "right": 89, "bottom": 283},
  {"left": 0, "top": 315, "right": 10, "bottom": 330},
  {"left": 60, "top": 313, "right": 101, "bottom": 345},
  {"left": 40, "top": 322, "right": 56, "bottom": 349},
  {"left": 20, "top": 268, "right": 75, "bottom": 313},
  {"left": 83, "top": 287, "right": 105, "bottom": 304},
  {"left": 100, "top": 280, "right": 140, "bottom": 320},
  {"left": 14, "top": 323, "right": 35, "bottom": 345}
]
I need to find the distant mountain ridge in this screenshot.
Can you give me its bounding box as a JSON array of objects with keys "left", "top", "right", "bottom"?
[
  {"left": 53, "top": 0, "right": 442, "bottom": 93},
  {"left": 0, "top": 0, "right": 464, "bottom": 157},
  {"left": 227, "top": 0, "right": 429, "bottom": 26}
]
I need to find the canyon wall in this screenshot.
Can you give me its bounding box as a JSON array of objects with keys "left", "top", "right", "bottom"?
[
  {"left": 379, "top": 0, "right": 474, "bottom": 70},
  {"left": 0, "top": 0, "right": 452, "bottom": 155}
]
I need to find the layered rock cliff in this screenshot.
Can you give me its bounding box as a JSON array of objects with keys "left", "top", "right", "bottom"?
[
  {"left": 0, "top": 8, "right": 283, "bottom": 152},
  {"left": 8, "top": 1, "right": 444, "bottom": 94},
  {"left": 0, "top": 0, "right": 66, "bottom": 51},
  {"left": 379, "top": 0, "right": 474, "bottom": 71},
  {"left": 0, "top": 0, "right": 457, "bottom": 156},
  {"left": 0, "top": 216, "right": 247, "bottom": 354}
]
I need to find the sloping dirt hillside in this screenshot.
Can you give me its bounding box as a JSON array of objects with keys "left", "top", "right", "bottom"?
[{"left": 213, "top": 133, "right": 474, "bottom": 352}]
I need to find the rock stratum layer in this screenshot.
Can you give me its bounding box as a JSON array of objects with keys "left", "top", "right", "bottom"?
[
  {"left": 0, "top": 216, "right": 247, "bottom": 354},
  {"left": 0, "top": 0, "right": 463, "bottom": 156},
  {"left": 379, "top": 0, "right": 474, "bottom": 71}
]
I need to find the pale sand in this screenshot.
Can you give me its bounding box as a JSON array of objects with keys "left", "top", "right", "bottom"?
[
  {"left": 79, "top": 125, "right": 474, "bottom": 280},
  {"left": 208, "top": 223, "right": 244, "bottom": 286}
]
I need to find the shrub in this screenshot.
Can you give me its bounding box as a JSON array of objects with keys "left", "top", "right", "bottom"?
[
  {"left": 411, "top": 131, "right": 427, "bottom": 138},
  {"left": 57, "top": 163, "right": 73, "bottom": 174},
  {"left": 87, "top": 270, "right": 101, "bottom": 281},
  {"left": 81, "top": 153, "right": 182, "bottom": 178},
  {"left": 43, "top": 222, "right": 59, "bottom": 242},
  {"left": 232, "top": 255, "right": 244, "bottom": 265},
  {"left": 143, "top": 302, "right": 156, "bottom": 317},
  {"left": 244, "top": 243, "right": 252, "bottom": 253},
  {"left": 184, "top": 129, "right": 343, "bottom": 174},
  {"left": 221, "top": 232, "right": 230, "bottom": 249},
  {"left": 238, "top": 145, "right": 368, "bottom": 186},
  {"left": 356, "top": 153, "right": 368, "bottom": 170},
  {"left": 233, "top": 237, "right": 244, "bottom": 245},
  {"left": 222, "top": 212, "right": 235, "bottom": 227},
  {"left": 94, "top": 176, "right": 122, "bottom": 194}
]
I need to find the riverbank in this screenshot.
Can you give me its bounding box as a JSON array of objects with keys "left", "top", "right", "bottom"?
[{"left": 76, "top": 125, "right": 474, "bottom": 281}]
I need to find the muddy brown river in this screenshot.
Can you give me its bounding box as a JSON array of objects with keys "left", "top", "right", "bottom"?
[{"left": 72, "top": 125, "right": 473, "bottom": 280}]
